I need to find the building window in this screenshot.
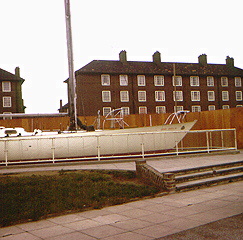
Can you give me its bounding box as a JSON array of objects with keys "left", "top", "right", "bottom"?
[
  {"left": 155, "top": 91, "right": 165, "bottom": 101},
  {"left": 174, "top": 106, "right": 183, "bottom": 112},
  {"left": 208, "top": 105, "right": 215, "bottom": 111},
  {"left": 207, "top": 76, "right": 214, "bottom": 86},
  {"left": 221, "top": 77, "right": 228, "bottom": 87},
  {"left": 222, "top": 91, "right": 229, "bottom": 101},
  {"left": 138, "top": 91, "right": 146, "bottom": 102},
  {"left": 222, "top": 105, "right": 229, "bottom": 109},
  {"left": 172, "top": 76, "right": 182, "bottom": 86},
  {"left": 139, "top": 106, "right": 147, "bottom": 114},
  {"left": 102, "top": 91, "right": 111, "bottom": 102},
  {"left": 192, "top": 106, "right": 201, "bottom": 112},
  {"left": 156, "top": 106, "right": 166, "bottom": 114},
  {"left": 103, "top": 107, "right": 111, "bottom": 116},
  {"left": 137, "top": 75, "right": 145, "bottom": 86},
  {"left": 2, "top": 81, "right": 11, "bottom": 92},
  {"left": 208, "top": 91, "right": 215, "bottom": 101},
  {"left": 235, "top": 77, "right": 242, "bottom": 87},
  {"left": 120, "top": 91, "right": 129, "bottom": 102},
  {"left": 121, "top": 107, "right": 130, "bottom": 115},
  {"left": 236, "top": 91, "right": 242, "bottom": 101},
  {"left": 190, "top": 76, "right": 199, "bottom": 86},
  {"left": 119, "top": 75, "right": 128, "bottom": 86},
  {"left": 236, "top": 105, "right": 243, "bottom": 107},
  {"left": 154, "top": 75, "right": 164, "bottom": 86},
  {"left": 191, "top": 91, "right": 200, "bottom": 101},
  {"left": 173, "top": 91, "right": 183, "bottom": 101},
  {"left": 101, "top": 74, "right": 110, "bottom": 86},
  {"left": 3, "top": 97, "right": 11, "bottom": 107}
]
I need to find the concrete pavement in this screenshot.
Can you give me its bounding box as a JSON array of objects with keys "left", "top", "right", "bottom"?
[{"left": 0, "top": 151, "right": 242, "bottom": 239}]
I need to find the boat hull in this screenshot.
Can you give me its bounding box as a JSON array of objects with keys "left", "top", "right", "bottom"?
[{"left": 0, "top": 121, "right": 196, "bottom": 162}]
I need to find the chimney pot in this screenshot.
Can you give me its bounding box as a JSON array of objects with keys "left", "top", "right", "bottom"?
[
  {"left": 198, "top": 54, "right": 207, "bottom": 66},
  {"left": 226, "top": 56, "right": 234, "bottom": 67},
  {"left": 153, "top": 51, "right": 161, "bottom": 64},
  {"left": 119, "top": 50, "right": 127, "bottom": 63},
  {"left": 15, "top": 67, "right": 20, "bottom": 77}
]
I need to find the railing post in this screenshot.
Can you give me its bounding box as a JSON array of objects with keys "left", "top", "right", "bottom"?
[
  {"left": 4, "top": 140, "right": 8, "bottom": 166},
  {"left": 51, "top": 138, "right": 55, "bottom": 163},
  {"left": 234, "top": 129, "right": 238, "bottom": 150},
  {"left": 97, "top": 136, "right": 101, "bottom": 161},
  {"left": 206, "top": 131, "right": 210, "bottom": 153},
  {"left": 141, "top": 134, "right": 145, "bottom": 159},
  {"left": 221, "top": 130, "right": 224, "bottom": 149}
]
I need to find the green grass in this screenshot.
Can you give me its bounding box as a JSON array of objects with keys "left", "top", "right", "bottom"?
[{"left": 0, "top": 170, "right": 159, "bottom": 227}]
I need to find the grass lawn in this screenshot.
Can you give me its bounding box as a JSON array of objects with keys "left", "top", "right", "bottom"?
[{"left": 0, "top": 170, "right": 160, "bottom": 227}]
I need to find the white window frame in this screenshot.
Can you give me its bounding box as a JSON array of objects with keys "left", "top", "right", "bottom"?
[
  {"left": 207, "top": 76, "right": 214, "bottom": 86},
  {"left": 3, "top": 97, "right": 11, "bottom": 107},
  {"left": 190, "top": 76, "right": 200, "bottom": 86},
  {"left": 102, "top": 91, "right": 111, "bottom": 102},
  {"left": 191, "top": 91, "right": 200, "bottom": 101},
  {"left": 137, "top": 75, "right": 145, "bottom": 86},
  {"left": 155, "top": 91, "right": 165, "bottom": 102},
  {"left": 154, "top": 75, "right": 164, "bottom": 86},
  {"left": 101, "top": 74, "right": 110, "bottom": 86},
  {"left": 172, "top": 76, "right": 182, "bottom": 86},
  {"left": 192, "top": 106, "right": 201, "bottom": 112},
  {"left": 174, "top": 106, "right": 183, "bottom": 112},
  {"left": 208, "top": 105, "right": 215, "bottom": 111},
  {"left": 208, "top": 91, "right": 215, "bottom": 101},
  {"left": 173, "top": 91, "right": 183, "bottom": 101},
  {"left": 2, "top": 81, "right": 11, "bottom": 92},
  {"left": 119, "top": 75, "right": 128, "bottom": 86},
  {"left": 120, "top": 91, "right": 129, "bottom": 102},
  {"left": 222, "top": 91, "right": 229, "bottom": 101},
  {"left": 139, "top": 106, "right": 147, "bottom": 114},
  {"left": 121, "top": 107, "right": 130, "bottom": 115},
  {"left": 138, "top": 91, "right": 146, "bottom": 102},
  {"left": 221, "top": 77, "right": 228, "bottom": 87},
  {"left": 236, "top": 91, "right": 242, "bottom": 101},
  {"left": 156, "top": 106, "right": 166, "bottom": 114},
  {"left": 222, "top": 105, "right": 229, "bottom": 109},
  {"left": 235, "top": 77, "right": 242, "bottom": 87},
  {"left": 103, "top": 107, "right": 111, "bottom": 116}
]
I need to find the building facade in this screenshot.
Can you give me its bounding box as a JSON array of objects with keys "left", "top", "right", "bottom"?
[
  {"left": 0, "top": 67, "right": 25, "bottom": 115},
  {"left": 64, "top": 51, "right": 243, "bottom": 116}
]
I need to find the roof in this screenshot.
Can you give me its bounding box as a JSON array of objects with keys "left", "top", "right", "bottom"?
[
  {"left": 0, "top": 68, "right": 25, "bottom": 82},
  {"left": 76, "top": 60, "right": 243, "bottom": 77}
]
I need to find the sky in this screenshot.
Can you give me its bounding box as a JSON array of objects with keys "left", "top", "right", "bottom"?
[{"left": 1, "top": 0, "right": 242, "bottom": 113}]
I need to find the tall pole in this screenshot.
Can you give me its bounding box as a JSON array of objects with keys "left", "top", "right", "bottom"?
[{"left": 64, "top": 0, "right": 77, "bottom": 130}]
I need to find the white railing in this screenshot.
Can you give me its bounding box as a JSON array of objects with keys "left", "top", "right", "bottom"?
[{"left": 0, "top": 128, "right": 237, "bottom": 166}]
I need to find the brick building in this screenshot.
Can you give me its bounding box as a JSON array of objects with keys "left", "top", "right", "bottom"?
[
  {"left": 63, "top": 51, "right": 243, "bottom": 116},
  {"left": 0, "top": 67, "right": 25, "bottom": 115}
]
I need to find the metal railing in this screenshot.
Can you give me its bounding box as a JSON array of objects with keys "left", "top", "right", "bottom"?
[{"left": 1, "top": 128, "right": 237, "bottom": 166}]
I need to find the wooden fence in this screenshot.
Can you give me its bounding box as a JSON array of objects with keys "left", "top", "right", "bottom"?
[{"left": 0, "top": 108, "right": 242, "bottom": 148}]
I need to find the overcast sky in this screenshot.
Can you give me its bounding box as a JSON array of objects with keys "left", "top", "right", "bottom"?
[{"left": 1, "top": 0, "right": 242, "bottom": 113}]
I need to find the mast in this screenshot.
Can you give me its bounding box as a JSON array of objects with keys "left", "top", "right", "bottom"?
[
  {"left": 173, "top": 63, "right": 178, "bottom": 112},
  {"left": 64, "top": 0, "right": 77, "bottom": 130}
]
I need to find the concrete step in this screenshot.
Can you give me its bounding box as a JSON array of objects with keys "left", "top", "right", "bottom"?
[
  {"left": 170, "top": 160, "right": 243, "bottom": 176},
  {"left": 175, "top": 166, "right": 243, "bottom": 183},
  {"left": 176, "top": 172, "right": 243, "bottom": 192}
]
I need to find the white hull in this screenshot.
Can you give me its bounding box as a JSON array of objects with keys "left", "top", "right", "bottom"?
[{"left": 0, "top": 121, "right": 196, "bottom": 162}]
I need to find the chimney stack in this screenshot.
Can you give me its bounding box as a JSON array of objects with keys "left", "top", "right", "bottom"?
[
  {"left": 226, "top": 56, "right": 234, "bottom": 67},
  {"left": 153, "top": 51, "right": 161, "bottom": 64},
  {"left": 119, "top": 50, "right": 127, "bottom": 63},
  {"left": 15, "top": 67, "right": 20, "bottom": 77},
  {"left": 198, "top": 54, "right": 207, "bottom": 66}
]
